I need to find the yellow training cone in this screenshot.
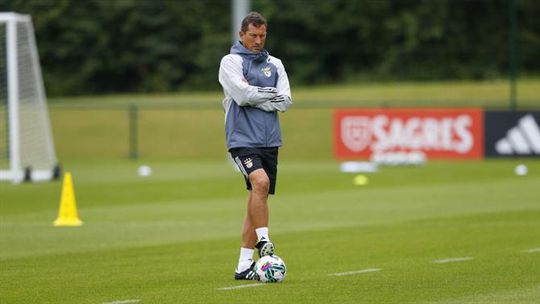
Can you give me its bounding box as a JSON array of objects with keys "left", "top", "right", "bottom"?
[{"left": 53, "top": 172, "right": 83, "bottom": 227}]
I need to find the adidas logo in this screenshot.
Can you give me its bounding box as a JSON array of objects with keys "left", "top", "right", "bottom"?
[{"left": 495, "top": 114, "right": 540, "bottom": 155}]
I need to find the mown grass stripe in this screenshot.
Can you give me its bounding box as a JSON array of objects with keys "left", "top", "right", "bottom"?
[
  {"left": 524, "top": 248, "right": 540, "bottom": 253},
  {"left": 102, "top": 300, "right": 141, "bottom": 304},
  {"left": 217, "top": 283, "right": 265, "bottom": 290},
  {"left": 328, "top": 268, "right": 382, "bottom": 276},
  {"left": 432, "top": 257, "right": 474, "bottom": 264}
]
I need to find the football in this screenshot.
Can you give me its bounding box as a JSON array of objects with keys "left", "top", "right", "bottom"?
[{"left": 254, "top": 255, "right": 287, "bottom": 283}]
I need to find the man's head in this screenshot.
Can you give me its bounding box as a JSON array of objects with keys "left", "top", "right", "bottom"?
[{"left": 239, "top": 12, "right": 267, "bottom": 53}]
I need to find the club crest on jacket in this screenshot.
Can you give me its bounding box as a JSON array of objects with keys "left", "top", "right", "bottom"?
[{"left": 261, "top": 66, "right": 272, "bottom": 78}]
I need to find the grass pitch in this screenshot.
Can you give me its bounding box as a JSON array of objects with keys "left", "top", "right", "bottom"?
[
  {"left": 1, "top": 159, "right": 539, "bottom": 303},
  {"left": 2, "top": 79, "right": 539, "bottom": 302}
]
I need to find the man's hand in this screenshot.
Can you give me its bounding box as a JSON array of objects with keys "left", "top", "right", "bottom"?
[
  {"left": 255, "top": 95, "right": 292, "bottom": 112},
  {"left": 269, "top": 95, "right": 287, "bottom": 103}
]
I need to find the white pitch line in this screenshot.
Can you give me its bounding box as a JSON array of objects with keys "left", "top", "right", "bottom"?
[
  {"left": 432, "top": 257, "right": 474, "bottom": 264},
  {"left": 102, "top": 300, "right": 141, "bottom": 304},
  {"left": 217, "top": 283, "right": 265, "bottom": 290},
  {"left": 328, "top": 268, "right": 382, "bottom": 276},
  {"left": 524, "top": 248, "right": 540, "bottom": 253}
]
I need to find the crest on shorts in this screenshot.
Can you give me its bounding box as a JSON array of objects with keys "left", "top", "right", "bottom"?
[
  {"left": 261, "top": 66, "right": 272, "bottom": 78},
  {"left": 243, "top": 158, "right": 253, "bottom": 168}
]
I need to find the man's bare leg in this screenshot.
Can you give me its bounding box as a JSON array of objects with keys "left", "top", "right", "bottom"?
[
  {"left": 235, "top": 169, "right": 273, "bottom": 278},
  {"left": 247, "top": 169, "right": 274, "bottom": 256},
  {"left": 241, "top": 194, "right": 257, "bottom": 249}
]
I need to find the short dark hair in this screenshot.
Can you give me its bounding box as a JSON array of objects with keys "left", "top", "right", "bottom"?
[{"left": 241, "top": 11, "right": 267, "bottom": 32}]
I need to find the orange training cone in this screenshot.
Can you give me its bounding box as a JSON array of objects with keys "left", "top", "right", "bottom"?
[{"left": 53, "top": 172, "right": 83, "bottom": 227}]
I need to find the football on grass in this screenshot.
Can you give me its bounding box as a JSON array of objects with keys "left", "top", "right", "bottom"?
[{"left": 254, "top": 255, "right": 287, "bottom": 283}]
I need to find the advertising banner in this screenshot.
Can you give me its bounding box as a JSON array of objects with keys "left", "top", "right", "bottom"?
[
  {"left": 484, "top": 111, "right": 540, "bottom": 157},
  {"left": 334, "top": 108, "right": 484, "bottom": 160}
]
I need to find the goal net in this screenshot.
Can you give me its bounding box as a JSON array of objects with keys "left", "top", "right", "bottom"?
[{"left": 0, "top": 13, "right": 59, "bottom": 183}]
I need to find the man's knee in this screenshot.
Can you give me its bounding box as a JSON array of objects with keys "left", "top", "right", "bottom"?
[{"left": 249, "top": 170, "right": 270, "bottom": 192}]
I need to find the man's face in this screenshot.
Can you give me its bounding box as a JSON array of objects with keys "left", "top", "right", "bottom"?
[{"left": 239, "top": 24, "right": 267, "bottom": 53}]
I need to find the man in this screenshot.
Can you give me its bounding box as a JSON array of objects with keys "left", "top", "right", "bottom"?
[{"left": 218, "top": 11, "right": 292, "bottom": 280}]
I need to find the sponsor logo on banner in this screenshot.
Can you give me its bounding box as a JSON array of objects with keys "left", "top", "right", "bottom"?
[
  {"left": 334, "top": 108, "right": 484, "bottom": 159},
  {"left": 341, "top": 116, "right": 372, "bottom": 152},
  {"left": 485, "top": 111, "right": 540, "bottom": 157}
]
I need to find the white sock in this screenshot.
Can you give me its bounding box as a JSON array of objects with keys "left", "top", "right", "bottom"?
[
  {"left": 255, "top": 227, "right": 270, "bottom": 242},
  {"left": 236, "top": 247, "right": 254, "bottom": 272}
]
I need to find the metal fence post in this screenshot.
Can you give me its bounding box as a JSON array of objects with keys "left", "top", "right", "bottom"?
[
  {"left": 509, "top": 0, "right": 518, "bottom": 111},
  {"left": 129, "top": 103, "right": 139, "bottom": 159}
]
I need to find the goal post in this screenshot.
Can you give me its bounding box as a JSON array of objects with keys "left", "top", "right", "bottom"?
[{"left": 0, "top": 12, "right": 59, "bottom": 183}]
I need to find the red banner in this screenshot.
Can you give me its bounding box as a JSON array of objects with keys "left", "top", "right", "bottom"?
[{"left": 334, "top": 108, "right": 484, "bottom": 159}]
